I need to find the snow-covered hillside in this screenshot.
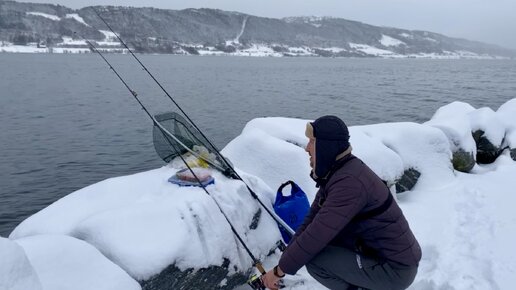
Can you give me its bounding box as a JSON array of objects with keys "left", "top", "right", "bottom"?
[{"left": 1, "top": 2, "right": 514, "bottom": 58}]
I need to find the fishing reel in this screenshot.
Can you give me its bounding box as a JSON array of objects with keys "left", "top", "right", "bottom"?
[
  {"left": 247, "top": 274, "right": 286, "bottom": 290},
  {"left": 247, "top": 274, "right": 265, "bottom": 290}
]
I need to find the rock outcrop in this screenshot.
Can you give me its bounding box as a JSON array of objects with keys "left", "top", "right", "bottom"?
[
  {"left": 141, "top": 259, "right": 248, "bottom": 290},
  {"left": 472, "top": 129, "right": 504, "bottom": 164},
  {"left": 451, "top": 149, "right": 476, "bottom": 173},
  {"left": 395, "top": 168, "right": 421, "bottom": 193}
]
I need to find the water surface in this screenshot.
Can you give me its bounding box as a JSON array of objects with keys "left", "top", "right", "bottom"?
[{"left": 1, "top": 54, "right": 515, "bottom": 236}]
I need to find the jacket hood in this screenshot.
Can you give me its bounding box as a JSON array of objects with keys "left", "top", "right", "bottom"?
[{"left": 308, "top": 115, "right": 350, "bottom": 178}]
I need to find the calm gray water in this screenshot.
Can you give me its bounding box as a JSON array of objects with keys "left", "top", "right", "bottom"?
[{"left": 1, "top": 54, "right": 515, "bottom": 236}]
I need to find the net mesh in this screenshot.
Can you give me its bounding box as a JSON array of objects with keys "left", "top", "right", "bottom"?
[{"left": 152, "top": 112, "right": 229, "bottom": 172}]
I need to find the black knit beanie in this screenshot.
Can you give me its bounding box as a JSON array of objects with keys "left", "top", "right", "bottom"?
[{"left": 310, "top": 115, "right": 350, "bottom": 178}]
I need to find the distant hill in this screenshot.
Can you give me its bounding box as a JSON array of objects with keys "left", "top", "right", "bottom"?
[{"left": 1, "top": 0, "right": 514, "bottom": 58}]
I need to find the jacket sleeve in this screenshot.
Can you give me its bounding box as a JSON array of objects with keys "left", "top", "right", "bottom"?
[
  {"left": 288, "top": 190, "right": 321, "bottom": 244},
  {"left": 278, "top": 176, "right": 366, "bottom": 274}
]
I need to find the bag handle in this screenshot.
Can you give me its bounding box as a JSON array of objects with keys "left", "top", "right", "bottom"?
[
  {"left": 277, "top": 180, "right": 295, "bottom": 195},
  {"left": 275, "top": 180, "right": 293, "bottom": 205},
  {"left": 275, "top": 180, "right": 304, "bottom": 205}
]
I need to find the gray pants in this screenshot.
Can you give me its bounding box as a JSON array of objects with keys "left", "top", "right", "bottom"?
[{"left": 306, "top": 246, "right": 417, "bottom": 290}]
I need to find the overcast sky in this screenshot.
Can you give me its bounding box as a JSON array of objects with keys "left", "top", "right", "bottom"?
[{"left": 19, "top": 0, "right": 516, "bottom": 49}]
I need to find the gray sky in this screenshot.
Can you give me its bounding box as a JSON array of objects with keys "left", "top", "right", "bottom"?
[{"left": 20, "top": 0, "right": 516, "bottom": 49}]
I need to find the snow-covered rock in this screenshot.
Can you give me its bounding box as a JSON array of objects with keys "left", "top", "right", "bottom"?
[
  {"left": 356, "top": 122, "right": 454, "bottom": 191},
  {"left": 348, "top": 127, "right": 404, "bottom": 184},
  {"left": 426, "top": 101, "right": 477, "bottom": 172},
  {"left": 497, "top": 99, "right": 516, "bottom": 161},
  {"left": 5, "top": 99, "right": 516, "bottom": 290},
  {"left": 15, "top": 235, "right": 141, "bottom": 290},
  {"left": 224, "top": 118, "right": 452, "bottom": 194},
  {"left": 468, "top": 107, "right": 506, "bottom": 163},
  {"left": 223, "top": 117, "right": 316, "bottom": 200},
  {"left": 10, "top": 167, "right": 280, "bottom": 289},
  {"left": 431, "top": 101, "right": 476, "bottom": 120},
  {"left": 0, "top": 237, "right": 42, "bottom": 290}
]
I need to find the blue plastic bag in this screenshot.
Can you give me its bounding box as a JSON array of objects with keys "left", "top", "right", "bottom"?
[{"left": 273, "top": 181, "right": 310, "bottom": 244}]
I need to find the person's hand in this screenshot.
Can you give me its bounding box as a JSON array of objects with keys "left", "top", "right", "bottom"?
[
  {"left": 261, "top": 266, "right": 285, "bottom": 290},
  {"left": 261, "top": 269, "right": 280, "bottom": 290}
]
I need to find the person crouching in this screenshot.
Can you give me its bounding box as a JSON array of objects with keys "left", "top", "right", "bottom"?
[{"left": 262, "top": 115, "right": 421, "bottom": 290}]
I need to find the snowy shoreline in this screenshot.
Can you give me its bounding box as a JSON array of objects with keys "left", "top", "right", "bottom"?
[
  {"left": 2, "top": 99, "right": 516, "bottom": 290},
  {"left": 0, "top": 43, "right": 510, "bottom": 60}
]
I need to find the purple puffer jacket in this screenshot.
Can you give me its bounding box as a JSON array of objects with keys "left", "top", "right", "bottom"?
[{"left": 278, "top": 154, "right": 422, "bottom": 275}]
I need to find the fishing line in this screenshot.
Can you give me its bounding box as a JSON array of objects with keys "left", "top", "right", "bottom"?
[
  {"left": 81, "top": 35, "right": 266, "bottom": 276},
  {"left": 91, "top": 7, "right": 295, "bottom": 238}
]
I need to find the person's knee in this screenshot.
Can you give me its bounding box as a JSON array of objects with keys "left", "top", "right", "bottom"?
[
  {"left": 306, "top": 260, "right": 352, "bottom": 290},
  {"left": 306, "top": 261, "right": 332, "bottom": 288},
  {"left": 306, "top": 260, "right": 332, "bottom": 281},
  {"left": 305, "top": 261, "right": 319, "bottom": 278}
]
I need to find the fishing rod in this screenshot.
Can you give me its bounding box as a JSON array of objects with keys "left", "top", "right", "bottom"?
[
  {"left": 91, "top": 7, "right": 296, "bottom": 238},
  {"left": 81, "top": 37, "right": 268, "bottom": 286}
]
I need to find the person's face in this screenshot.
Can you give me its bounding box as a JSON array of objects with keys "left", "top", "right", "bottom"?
[{"left": 305, "top": 137, "right": 316, "bottom": 169}]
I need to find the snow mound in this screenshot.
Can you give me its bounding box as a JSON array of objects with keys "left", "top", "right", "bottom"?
[
  {"left": 0, "top": 237, "right": 42, "bottom": 290},
  {"left": 10, "top": 166, "right": 280, "bottom": 281},
  {"left": 430, "top": 101, "right": 476, "bottom": 120},
  {"left": 497, "top": 98, "right": 516, "bottom": 147},
  {"left": 468, "top": 107, "right": 505, "bottom": 147},
  {"left": 223, "top": 117, "right": 316, "bottom": 199},
  {"left": 348, "top": 127, "right": 404, "bottom": 182},
  {"left": 497, "top": 98, "right": 516, "bottom": 120},
  {"left": 15, "top": 235, "right": 140, "bottom": 290},
  {"left": 6, "top": 99, "right": 516, "bottom": 290},
  {"left": 426, "top": 102, "right": 477, "bottom": 155},
  {"left": 10, "top": 169, "right": 166, "bottom": 237},
  {"left": 405, "top": 154, "right": 516, "bottom": 290},
  {"left": 356, "top": 122, "right": 454, "bottom": 189},
  {"left": 224, "top": 118, "right": 451, "bottom": 195}
]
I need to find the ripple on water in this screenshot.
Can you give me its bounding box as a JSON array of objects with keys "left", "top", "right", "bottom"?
[{"left": 0, "top": 55, "right": 515, "bottom": 236}]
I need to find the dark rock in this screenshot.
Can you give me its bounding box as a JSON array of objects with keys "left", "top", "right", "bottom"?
[
  {"left": 511, "top": 148, "right": 516, "bottom": 161},
  {"left": 272, "top": 45, "right": 288, "bottom": 53},
  {"left": 215, "top": 44, "right": 236, "bottom": 53},
  {"left": 181, "top": 46, "right": 199, "bottom": 55},
  {"left": 313, "top": 48, "right": 334, "bottom": 57},
  {"left": 285, "top": 139, "right": 304, "bottom": 148},
  {"left": 140, "top": 207, "right": 263, "bottom": 290},
  {"left": 472, "top": 130, "right": 503, "bottom": 164},
  {"left": 141, "top": 258, "right": 249, "bottom": 290},
  {"left": 249, "top": 208, "right": 261, "bottom": 230},
  {"left": 395, "top": 168, "right": 421, "bottom": 193},
  {"left": 452, "top": 149, "right": 475, "bottom": 172}
]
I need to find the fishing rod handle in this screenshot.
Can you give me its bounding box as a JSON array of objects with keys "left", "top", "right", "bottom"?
[{"left": 255, "top": 262, "right": 266, "bottom": 275}]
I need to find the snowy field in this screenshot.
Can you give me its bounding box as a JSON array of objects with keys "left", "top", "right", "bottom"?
[
  {"left": 1, "top": 99, "right": 516, "bottom": 290},
  {"left": 1, "top": 40, "right": 501, "bottom": 59},
  {"left": 1, "top": 41, "right": 499, "bottom": 58}
]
